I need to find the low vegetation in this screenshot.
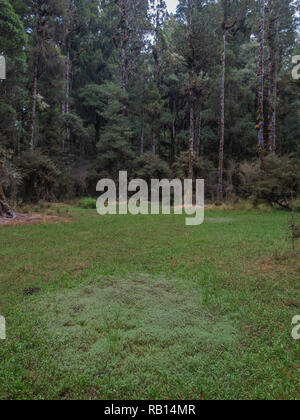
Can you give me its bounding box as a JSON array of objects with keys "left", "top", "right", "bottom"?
[
  {"left": 78, "top": 197, "right": 97, "bottom": 210},
  {"left": 0, "top": 207, "right": 299, "bottom": 400}
]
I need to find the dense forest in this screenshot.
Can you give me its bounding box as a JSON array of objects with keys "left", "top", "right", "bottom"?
[{"left": 0, "top": 0, "right": 299, "bottom": 216}]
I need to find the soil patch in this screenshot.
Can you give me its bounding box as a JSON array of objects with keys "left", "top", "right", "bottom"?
[{"left": 0, "top": 213, "right": 70, "bottom": 227}]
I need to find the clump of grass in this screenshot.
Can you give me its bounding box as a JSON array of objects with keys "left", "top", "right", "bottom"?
[
  {"left": 273, "top": 248, "right": 290, "bottom": 262},
  {"left": 16, "top": 275, "right": 236, "bottom": 399},
  {"left": 18, "top": 201, "right": 53, "bottom": 215},
  {"left": 46, "top": 209, "right": 56, "bottom": 216},
  {"left": 78, "top": 197, "right": 97, "bottom": 209},
  {"left": 286, "top": 212, "right": 300, "bottom": 251},
  {"left": 31, "top": 201, "right": 51, "bottom": 213},
  {"left": 207, "top": 200, "right": 256, "bottom": 212},
  {"left": 19, "top": 204, "right": 31, "bottom": 214},
  {"left": 290, "top": 199, "right": 300, "bottom": 213}
]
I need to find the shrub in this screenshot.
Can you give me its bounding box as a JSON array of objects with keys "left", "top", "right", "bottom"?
[
  {"left": 18, "top": 151, "right": 60, "bottom": 203},
  {"left": 0, "top": 146, "right": 22, "bottom": 199},
  {"left": 239, "top": 154, "right": 300, "bottom": 210},
  {"left": 290, "top": 199, "right": 300, "bottom": 213},
  {"left": 79, "top": 197, "right": 97, "bottom": 209},
  {"left": 54, "top": 164, "right": 89, "bottom": 201}
]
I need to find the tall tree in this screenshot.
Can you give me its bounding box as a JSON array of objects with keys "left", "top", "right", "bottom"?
[
  {"left": 0, "top": 0, "right": 26, "bottom": 217},
  {"left": 258, "top": 0, "right": 265, "bottom": 171},
  {"left": 176, "top": 0, "right": 218, "bottom": 179},
  {"left": 0, "top": 0, "right": 27, "bottom": 152},
  {"left": 217, "top": 0, "right": 236, "bottom": 201},
  {"left": 149, "top": 0, "right": 167, "bottom": 154},
  {"left": 24, "top": 0, "right": 63, "bottom": 150},
  {"left": 60, "top": 0, "right": 74, "bottom": 150},
  {"left": 267, "top": 0, "right": 279, "bottom": 153}
]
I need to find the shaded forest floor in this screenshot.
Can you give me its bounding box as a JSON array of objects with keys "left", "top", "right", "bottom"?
[{"left": 0, "top": 206, "right": 299, "bottom": 400}]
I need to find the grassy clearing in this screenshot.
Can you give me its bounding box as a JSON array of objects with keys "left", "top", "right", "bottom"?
[{"left": 0, "top": 207, "right": 299, "bottom": 400}]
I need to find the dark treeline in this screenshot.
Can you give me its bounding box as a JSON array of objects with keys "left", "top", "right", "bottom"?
[{"left": 0, "top": 0, "right": 299, "bottom": 214}]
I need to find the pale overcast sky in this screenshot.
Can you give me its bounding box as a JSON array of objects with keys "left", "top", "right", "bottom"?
[{"left": 165, "top": 0, "right": 178, "bottom": 14}]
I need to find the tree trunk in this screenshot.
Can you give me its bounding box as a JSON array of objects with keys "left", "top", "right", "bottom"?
[
  {"left": 140, "top": 106, "right": 145, "bottom": 155},
  {"left": 121, "top": 46, "right": 127, "bottom": 96},
  {"left": 29, "top": 55, "right": 38, "bottom": 150},
  {"left": 95, "top": 115, "right": 101, "bottom": 151},
  {"left": 66, "top": 49, "right": 71, "bottom": 143},
  {"left": 120, "top": 0, "right": 128, "bottom": 117},
  {"left": 170, "top": 107, "right": 176, "bottom": 163},
  {"left": 0, "top": 186, "right": 15, "bottom": 219},
  {"left": 152, "top": 127, "right": 156, "bottom": 155},
  {"left": 189, "top": 70, "right": 195, "bottom": 180},
  {"left": 218, "top": 28, "right": 226, "bottom": 202},
  {"left": 258, "top": 0, "right": 265, "bottom": 171},
  {"left": 267, "top": 0, "right": 278, "bottom": 153},
  {"left": 195, "top": 104, "right": 202, "bottom": 158},
  {"left": 62, "top": 47, "right": 71, "bottom": 151}
]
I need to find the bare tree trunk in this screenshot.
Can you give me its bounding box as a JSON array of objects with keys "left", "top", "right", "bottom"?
[
  {"left": 120, "top": 0, "right": 128, "bottom": 117},
  {"left": 189, "top": 70, "right": 195, "bottom": 180},
  {"left": 258, "top": 0, "right": 265, "bottom": 171},
  {"left": 267, "top": 0, "right": 278, "bottom": 153},
  {"left": 170, "top": 107, "right": 176, "bottom": 163},
  {"left": 62, "top": 47, "right": 71, "bottom": 151},
  {"left": 189, "top": 102, "right": 195, "bottom": 180},
  {"left": 66, "top": 49, "right": 71, "bottom": 142},
  {"left": 218, "top": 28, "right": 226, "bottom": 202},
  {"left": 195, "top": 104, "right": 202, "bottom": 158},
  {"left": 29, "top": 55, "right": 38, "bottom": 150},
  {"left": 121, "top": 47, "right": 127, "bottom": 97},
  {"left": 140, "top": 106, "right": 145, "bottom": 155},
  {"left": 152, "top": 127, "right": 156, "bottom": 155},
  {"left": 217, "top": 0, "right": 237, "bottom": 201}
]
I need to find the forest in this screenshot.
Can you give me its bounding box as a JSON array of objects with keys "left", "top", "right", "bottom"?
[{"left": 0, "top": 0, "right": 299, "bottom": 214}]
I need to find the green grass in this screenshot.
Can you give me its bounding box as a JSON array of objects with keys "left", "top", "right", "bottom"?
[{"left": 0, "top": 207, "right": 299, "bottom": 400}]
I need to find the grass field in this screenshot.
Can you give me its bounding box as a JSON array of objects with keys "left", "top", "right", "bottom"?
[{"left": 0, "top": 206, "right": 299, "bottom": 400}]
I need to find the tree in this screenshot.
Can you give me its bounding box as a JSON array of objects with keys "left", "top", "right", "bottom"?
[
  {"left": 217, "top": 0, "right": 236, "bottom": 202},
  {"left": 149, "top": 0, "right": 168, "bottom": 155},
  {"left": 0, "top": 0, "right": 27, "bottom": 152},
  {"left": 267, "top": 0, "right": 278, "bottom": 152},
  {"left": 23, "top": 0, "right": 64, "bottom": 150},
  {"left": 0, "top": 0, "right": 26, "bottom": 217},
  {"left": 175, "top": 0, "right": 218, "bottom": 180},
  {"left": 267, "top": 0, "right": 299, "bottom": 153},
  {"left": 257, "top": 0, "right": 265, "bottom": 172}
]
